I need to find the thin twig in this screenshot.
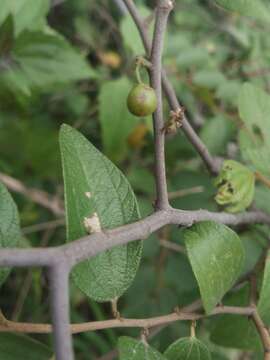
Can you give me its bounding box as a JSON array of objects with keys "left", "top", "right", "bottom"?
[
  {"left": 120, "top": 0, "right": 219, "bottom": 175},
  {"left": 0, "top": 305, "right": 254, "bottom": 334},
  {"left": 251, "top": 310, "right": 270, "bottom": 360},
  {"left": 168, "top": 186, "right": 204, "bottom": 200},
  {"left": 249, "top": 274, "right": 270, "bottom": 359},
  {"left": 159, "top": 239, "right": 186, "bottom": 254},
  {"left": 96, "top": 300, "right": 203, "bottom": 360},
  {"left": 22, "top": 218, "right": 65, "bottom": 235},
  {"left": 255, "top": 171, "right": 270, "bottom": 189},
  {"left": 0, "top": 173, "right": 64, "bottom": 216}
]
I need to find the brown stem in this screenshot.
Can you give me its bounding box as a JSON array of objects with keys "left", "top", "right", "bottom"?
[
  {"left": 255, "top": 171, "right": 270, "bottom": 189},
  {"left": 251, "top": 310, "right": 270, "bottom": 359},
  {"left": 121, "top": 0, "right": 219, "bottom": 175},
  {"left": 0, "top": 305, "right": 254, "bottom": 334},
  {"left": 249, "top": 274, "right": 270, "bottom": 359},
  {"left": 150, "top": 0, "right": 173, "bottom": 209}
]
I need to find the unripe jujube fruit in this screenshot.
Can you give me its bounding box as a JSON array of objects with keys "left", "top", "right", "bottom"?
[{"left": 127, "top": 83, "right": 157, "bottom": 117}]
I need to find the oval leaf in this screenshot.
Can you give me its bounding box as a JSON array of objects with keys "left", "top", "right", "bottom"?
[
  {"left": 0, "top": 333, "right": 52, "bottom": 360},
  {"left": 0, "top": 0, "right": 50, "bottom": 35},
  {"left": 0, "top": 181, "right": 21, "bottom": 286},
  {"left": 184, "top": 221, "right": 245, "bottom": 313},
  {"left": 59, "top": 124, "right": 142, "bottom": 302},
  {"left": 118, "top": 336, "right": 166, "bottom": 360},
  {"left": 164, "top": 337, "right": 211, "bottom": 360}
]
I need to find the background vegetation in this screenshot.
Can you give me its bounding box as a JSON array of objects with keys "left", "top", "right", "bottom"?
[{"left": 1, "top": 0, "right": 270, "bottom": 359}]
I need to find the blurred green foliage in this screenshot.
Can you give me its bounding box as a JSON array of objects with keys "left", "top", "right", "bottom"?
[{"left": 1, "top": 0, "right": 270, "bottom": 359}]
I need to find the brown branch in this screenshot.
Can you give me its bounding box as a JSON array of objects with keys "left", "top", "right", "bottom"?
[
  {"left": 121, "top": 0, "right": 219, "bottom": 175},
  {"left": 0, "top": 172, "right": 64, "bottom": 216},
  {"left": 0, "top": 208, "right": 269, "bottom": 268},
  {"left": 251, "top": 310, "right": 270, "bottom": 360},
  {"left": 0, "top": 305, "right": 254, "bottom": 335},
  {"left": 255, "top": 171, "right": 270, "bottom": 189},
  {"left": 150, "top": 0, "right": 173, "bottom": 209},
  {"left": 249, "top": 271, "right": 270, "bottom": 359}
]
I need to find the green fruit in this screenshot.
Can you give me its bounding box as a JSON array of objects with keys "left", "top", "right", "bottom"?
[{"left": 127, "top": 83, "right": 157, "bottom": 117}]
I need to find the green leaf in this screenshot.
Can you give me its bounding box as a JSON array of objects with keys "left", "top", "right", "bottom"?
[
  {"left": 211, "top": 314, "right": 261, "bottom": 351},
  {"left": 176, "top": 48, "right": 210, "bottom": 69},
  {"left": 214, "top": 0, "right": 270, "bottom": 23},
  {"left": 0, "top": 0, "right": 50, "bottom": 36},
  {"left": 216, "top": 80, "right": 242, "bottom": 105},
  {"left": 127, "top": 167, "right": 155, "bottom": 195},
  {"left": 0, "top": 333, "right": 52, "bottom": 360},
  {"left": 258, "top": 251, "right": 270, "bottom": 325},
  {"left": 60, "top": 124, "right": 142, "bottom": 302},
  {"left": 0, "top": 16, "right": 14, "bottom": 56},
  {"left": 210, "top": 285, "right": 262, "bottom": 351},
  {"left": 118, "top": 336, "right": 166, "bottom": 360},
  {"left": 255, "top": 186, "right": 270, "bottom": 214},
  {"left": 14, "top": 31, "right": 94, "bottom": 86},
  {"left": 214, "top": 160, "right": 255, "bottom": 213},
  {"left": 120, "top": 6, "right": 151, "bottom": 54},
  {"left": 164, "top": 337, "right": 211, "bottom": 360},
  {"left": 240, "top": 231, "right": 263, "bottom": 275},
  {"left": 1, "top": 30, "right": 95, "bottom": 95},
  {"left": 99, "top": 78, "right": 136, "bottom": 162},
  {"left": 200, "top": 116, "right": 235, "bottom": 155},
  {"left": 193, "top": 70, "right": 226, "bottom": 90},
  {"left": 239, "top": 83, "right": 270, "bottom": 140},
  {"left": 238, "top": 83, "right": 270, "bottom": 177},
  {"left": 0, "top": 182, "right": 21, "bottom": 286},
  {"left": 210, "top": 353, "right": 229, "bottom": 360},
  {"left": 184, "top": 221, "right": 245, "bottom": 313}
]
